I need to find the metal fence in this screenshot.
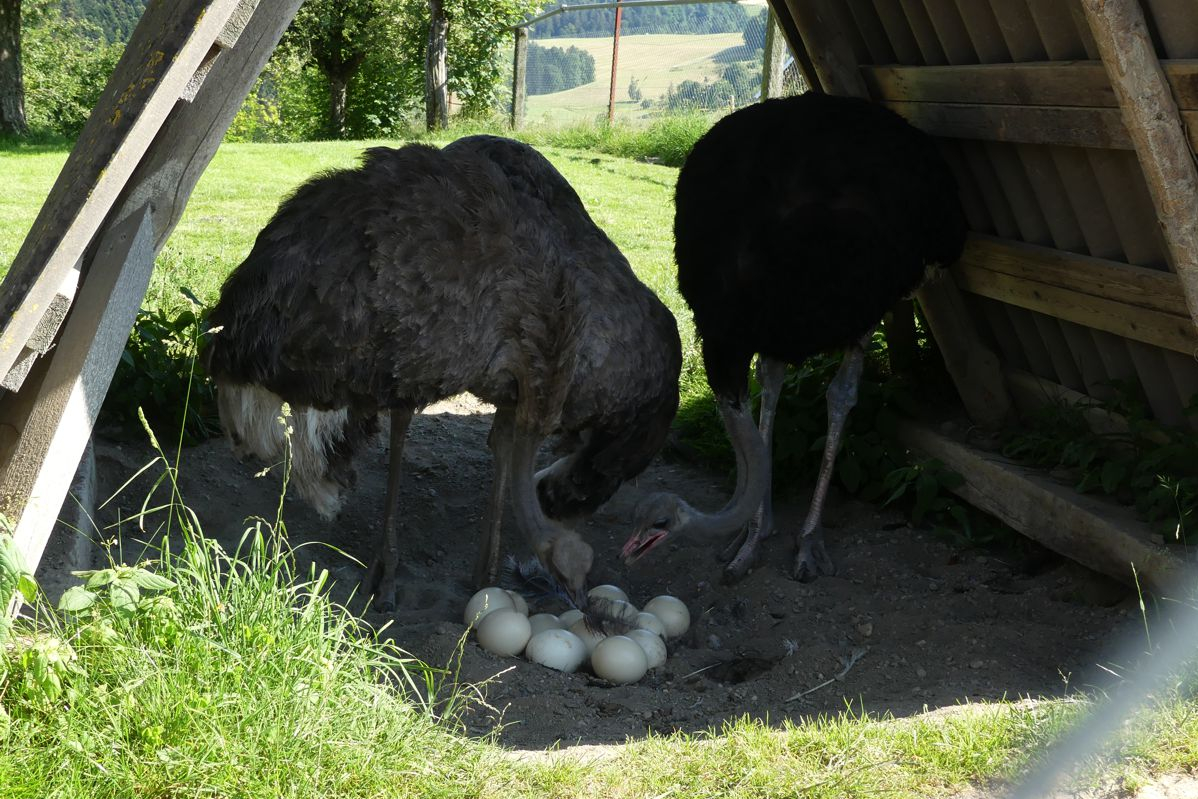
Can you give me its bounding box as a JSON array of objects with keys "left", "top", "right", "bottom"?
[{"left": 509, "top": 0, "right": 807, "bottom": 128}]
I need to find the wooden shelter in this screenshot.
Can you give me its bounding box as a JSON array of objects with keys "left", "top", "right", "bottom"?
[{"left": 1, "top": 0, "right": 1197, "bottom": 595}]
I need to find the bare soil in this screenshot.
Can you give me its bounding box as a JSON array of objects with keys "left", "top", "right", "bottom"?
[{"left": 79, "top": 396, "right": 1139, "bottom": 750}]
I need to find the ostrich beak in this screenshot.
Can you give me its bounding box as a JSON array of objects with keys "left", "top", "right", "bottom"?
[{"left": 621, "top": 524, "right": 670, "bottom": 565}]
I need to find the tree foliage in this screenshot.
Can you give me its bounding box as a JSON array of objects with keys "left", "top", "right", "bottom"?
[
  {"left": 526, "top": 42, "right": 594, "bottom": 95},
  {"left": 59, "top": 0, "right": 145, "bottom": 43},
  {"left": 23, "top": 0, "right": 122, "bottom": 135},
  {"left": 664, "top": 62, "right": 757, "bottom": 113}
]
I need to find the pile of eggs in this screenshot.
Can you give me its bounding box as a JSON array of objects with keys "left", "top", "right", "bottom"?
[{"left": 463, "top": 584, "right": 690, "bottom": 684}]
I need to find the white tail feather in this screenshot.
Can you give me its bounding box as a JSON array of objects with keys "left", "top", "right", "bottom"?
[{"left": 216, "top": 384, "right": 348, "bottom": 520}]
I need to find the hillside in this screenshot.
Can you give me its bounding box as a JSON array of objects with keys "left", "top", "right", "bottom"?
[{"left": 60, "top": 0, "right": 146, "bottom": 42}]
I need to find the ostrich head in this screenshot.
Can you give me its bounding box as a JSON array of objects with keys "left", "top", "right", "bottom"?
[
  {"left": 536, "top": 530, "right": 594, "bottom": 606},
  {"left": 621, "top": 492, "right": 689, "bottom": 565}
]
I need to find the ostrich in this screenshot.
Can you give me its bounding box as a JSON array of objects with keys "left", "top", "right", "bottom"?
[
  {"left": 204, "top": 135, "right": 681, "bottom": 610},
  {"left": 621, "top": 93, "right": 966, "bottom": 582}
]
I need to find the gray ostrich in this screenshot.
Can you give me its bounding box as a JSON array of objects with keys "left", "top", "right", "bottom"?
[{"left": 204, "top": 135, "right": 681, "bottom": 610}]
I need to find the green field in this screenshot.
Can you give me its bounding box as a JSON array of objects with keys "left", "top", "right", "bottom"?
[{"left": 525, "top": 32, "right": 749, "bottom": 125}]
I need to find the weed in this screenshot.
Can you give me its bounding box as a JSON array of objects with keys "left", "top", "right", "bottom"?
[
  {"left": 101, "top": 288, "right": 219, "bottom": 445},
  {"left": 1002, "top": 385, "right": 1198, "bottom": 542}
]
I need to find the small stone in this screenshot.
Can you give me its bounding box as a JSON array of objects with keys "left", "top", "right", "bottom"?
[
  {"left": 856, "top": 622, "right": 873, "bottom": 638},
  {"left": 970, "top": 659, "right": 984, "bottom": 669},
  {"left": 707, "top": 634, "right": 723, "bottom": 650},
  {"left": 916, "top": 667, "right": 927, "bottom": 678}
]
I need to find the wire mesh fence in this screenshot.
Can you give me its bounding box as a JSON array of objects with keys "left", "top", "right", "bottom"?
[{"left": 511, "top": 0, "right": 807, "bottom": 128}]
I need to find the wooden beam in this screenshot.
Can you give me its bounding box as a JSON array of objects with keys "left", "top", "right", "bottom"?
[
  {"left": 1, "top": 208, "right": 154, "bottom": 574},
  {"left": 862, "top": 60, "right": 1198, "bottom": 109},
  {"left": 0, "top": 0, "right": 304, "bottom": 577},
  {"left": 0, "top": 0, "right": 248, "bottom": 384},
  {"left": 955, "top": 261, "right": 1198, "bottom": 356},
  {"left": 962, "top": 235, "right": 1192, "bottom": 317},
  {"left": 882, "top": 100, "right": 1142, "bottom": 150},
  {"left": 1081, "top": 0, "right": 1198, "bottom": 332},
  {"left": 897, "top": 420, "right": 1192, "bottom": 597},
  {"left": 1003, "top": 367, "right": 1169, "bottom": 445}
]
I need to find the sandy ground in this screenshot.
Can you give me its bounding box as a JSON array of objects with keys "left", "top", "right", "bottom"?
[{"left": 53, "top": 395, "right": 1145, "bottom": 752}]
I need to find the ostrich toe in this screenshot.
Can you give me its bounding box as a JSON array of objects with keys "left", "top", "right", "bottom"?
[{"left": 793, "top": 532, "right": 836, "bottom": 582}]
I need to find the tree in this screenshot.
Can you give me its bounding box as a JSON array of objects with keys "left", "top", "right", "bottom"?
[
  {"left": 282, "top": 0, "right": 404, "bottom": 138},
  {"left": 0, "top": 0, "right": 27, "bottom": 136},
  {"left": 425, "top": 0, "right": 447, "bottom": 130}
]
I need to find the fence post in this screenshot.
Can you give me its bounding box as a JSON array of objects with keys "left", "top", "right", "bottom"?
[
  {"left": 607, "top": 4, "right": 623, "bottom": 124},
  {"left": 761, "top": 7, "right": 784, "bottom": 99},
  {"left": 511, "top": 26, "right": 528, "bottom": 129}
]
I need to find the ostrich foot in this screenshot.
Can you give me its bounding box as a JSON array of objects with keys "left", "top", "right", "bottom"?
[
  {"left": 719, "top": 526, "right": 750, "bottom": 563},
  {"left": 793, "top": 532, "right": 835, "bottom": 583},
  {"left": 365, "top": 558, "right": 397, "bottom": 613}
]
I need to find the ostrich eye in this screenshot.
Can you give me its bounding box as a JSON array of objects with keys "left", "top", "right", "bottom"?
[{"left": 653, "top": 517, "right": 670, "bottom": 529}]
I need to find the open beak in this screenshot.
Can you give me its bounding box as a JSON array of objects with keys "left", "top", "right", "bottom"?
[{"left": 621, "top": 526, "right": 669, "bottom": 565}]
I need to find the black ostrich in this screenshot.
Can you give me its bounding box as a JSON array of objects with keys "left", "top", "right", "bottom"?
[
  {"left": 204, "top": 135, "right": 681, "bottom": 610},
  {"left": 621, "top": 93, "right": 966, "bottom": 582}
]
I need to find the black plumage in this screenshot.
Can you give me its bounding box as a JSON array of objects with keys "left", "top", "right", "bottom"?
[
  {"left": 204, "top": 136, "right": 681, "bottom": 610},
  {"left": 623, "top": 92, "right": 967, "bottom": 581}
]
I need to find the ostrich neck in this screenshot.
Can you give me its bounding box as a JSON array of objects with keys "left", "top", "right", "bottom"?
[{"left": 678, "top": 399, "right": 770, "bottom": 538}]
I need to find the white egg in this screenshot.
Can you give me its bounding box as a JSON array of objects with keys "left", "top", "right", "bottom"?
[
  {"left": 505, "top": 590, "right": 529, "bottom": 616},
  {"left": 528, "top": 613, "right": 561, "bottom": 636},
  {"left": 568, "top": 617, "right": 608, "bottom": 655},
  {"left": 464, "top": 587, "right": 515, "bottom": 626},
  {"left": 587, "top": 584, "right": 629, "bottom": 603},
  {"left": 525, "top": 629, "right": 587, "bottom": 673},
  {"left": 634, "top": 611, "right": 666, "bottom": 638},
  {"left": 643, "top": 595, "right": 690, "bottom": 638},
  {"left": 476, "top": 609, "right": 532, "bottom": 657},
  {"left": 627, "top": 628, "right": 667, "bottom": 669},
  {"left": 591, "top": 635, "right": 649, "bottom": 684},
  {"left": 558, "top": 608, "right": 586, "bottom": 628}
]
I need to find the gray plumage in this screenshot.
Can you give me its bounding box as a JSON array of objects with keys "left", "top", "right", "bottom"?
[{"left": 204, "top": 135, "right": 681, "bottom": 609}]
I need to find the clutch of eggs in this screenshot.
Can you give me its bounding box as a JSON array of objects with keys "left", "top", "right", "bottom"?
[{"left": 465, "top": 586, "right": 689, "bottom": 684}]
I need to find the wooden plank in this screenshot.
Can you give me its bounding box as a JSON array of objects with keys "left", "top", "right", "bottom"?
[
  {"left": 897, "top": 420, "right": 1192, "bottom": 597},
  {"left": 961, "top": 235, "right": 1191, "bottom": 317},
  {"left": 0, "top": 0, "right": 304, "bottom": 577},
  {"left": 1142, "top": 0, "right": 1198, "bottom": 59},
  {"left": 882, "top": 99, "right": 1147, "bottom": 149},
  {"left": 898, "top": 0, "right": 949, "bottom": 64},
  {"left": 0, "top": 0, "right": 247, "bottom": 382},
  {"left": 862, "top": 61, "right": 1198, "bottom": 108},
  {"left": 1, "top": 207, "right": 154, "bottom": 574},
  {"left": 921, "top": 0, "right": 977, "bottom": 64},
  {"left": 846, "top": 0, "right": 896, "bottom": 63},
  {"left": 954, "top": 260, "right": 1198, "bottom": 355},
  {"left": 1082, "top": 0, "right": 1198, "bottom": 331},
  {"left": 952, "top": 0, "right": 1010, "bottom": 63},
  {"left": 870, "top": 0, "right": 924, "bottom": 64},
  {"left": 1026, "top": 1, "right": 1087, "bottom": 60},
  {"left": 987, "top": 0, "right": 1047, "bottom": 62}
]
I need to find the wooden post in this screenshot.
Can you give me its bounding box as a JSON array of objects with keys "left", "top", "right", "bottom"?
[
  {"left": 0, "top": 0, "right": 305, "bottom": 578},
  {"left": 782, "top": 0, "right": 1013, "bottom": 427},
  {"left": 607, "top": 4, "right": 623, "bottom": 124},
  {"left": 761, "top": 7, "right": 785, "bottom": 100},
  {"left": 1080, "top": 0, "right": 1198, "bottom": 333},
  {"left": 511, "top": 26, "right": 528, "bottom": 129}
]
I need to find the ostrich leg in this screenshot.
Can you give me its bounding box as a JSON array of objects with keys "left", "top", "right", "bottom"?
[
  {"left": 793, "top": 334, "right": 870, "bottom": 582},
  {"left": 722, "top": 356, "right": 786, "bottom": 579},
  {"left": 473, "top": 407, "right": 515, "bottom": 588},
  {"left": 367, "top": 407, "right": 415, "bottom": 612}
]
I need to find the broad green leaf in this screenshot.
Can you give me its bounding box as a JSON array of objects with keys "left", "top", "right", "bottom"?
[
  {"left": 130, "top": 570, "right": 176, "bottom": 591},
  {"left": 58, "top": 586, "right": 98, "bottom": 613}
]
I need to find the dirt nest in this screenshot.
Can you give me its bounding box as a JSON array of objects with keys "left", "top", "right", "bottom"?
[{"left": 77, "top": 396, "right": 1138, "bottom": 749}]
